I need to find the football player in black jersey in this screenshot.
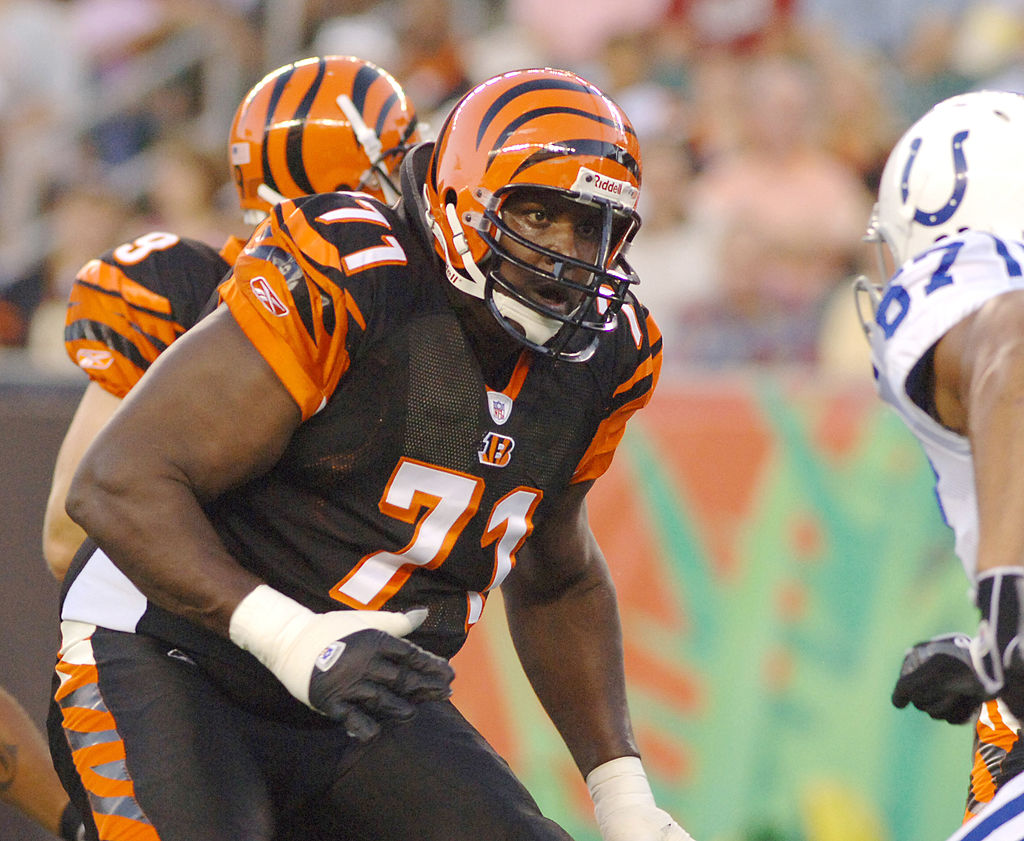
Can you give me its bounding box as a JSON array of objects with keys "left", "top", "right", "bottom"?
[
  {"left": 39, "top": 55, "right": 420, "bottom": 841},
  {"left": 43, "top": 55, "right": 421, "bottom": 581},
  {"left": 58, "top": 67, "right": 693, "bottom": 841}
]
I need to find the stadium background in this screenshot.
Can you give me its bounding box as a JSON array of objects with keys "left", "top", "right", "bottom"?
[
  {"left": 1, "top": 368, "right": 976, "bottom": 841},
  {"left": 0, "top": 0, "right": 1007, "bottom": 838}
]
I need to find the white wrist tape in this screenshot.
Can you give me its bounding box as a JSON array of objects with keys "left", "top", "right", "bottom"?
[
  {"left": 587, "top": 755, "right": 656, "bottom": 822},
  {"left": 228, "top": 585, "right": 424, "bottom": 707}
]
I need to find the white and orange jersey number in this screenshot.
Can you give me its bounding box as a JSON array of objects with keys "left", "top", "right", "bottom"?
[{"left": 329, "top": 458, "right": 542, "bottom": 629}]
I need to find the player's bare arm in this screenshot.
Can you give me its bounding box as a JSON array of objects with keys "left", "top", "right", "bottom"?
[
  {"left": 932, "top": 289, "right": 1024, "bottom": 573},
  {"left": 65, "top": 303, "right": 299, "bottom": 634},
  {"left": 42, "top": 381, "right": 123, "bottom": 580},
  {"left": 500, "top": 479, "right": 637, "bottom": 777}
]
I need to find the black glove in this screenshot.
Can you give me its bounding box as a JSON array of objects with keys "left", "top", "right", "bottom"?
[
  {"left": 973, "top": 568, "right": 1024, "bottom": 720},
  {"left": 892, "top": 633, "right": 991, "bottom": 724},
  {"left": 307, "top": 628, "right": 454, "bottom": 742}
]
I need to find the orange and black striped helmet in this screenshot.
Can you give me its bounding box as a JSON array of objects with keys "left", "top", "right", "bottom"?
[
  {"left": 423, "top": 67, "right": 642, "bottom": 361},
  {"left": 229, "top": 55, "right": 420, "bottom": 222}
]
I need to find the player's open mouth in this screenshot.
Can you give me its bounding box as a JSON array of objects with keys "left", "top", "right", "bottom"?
[{"left": 528, "top": 282, "right": 578, "bottom": 315}]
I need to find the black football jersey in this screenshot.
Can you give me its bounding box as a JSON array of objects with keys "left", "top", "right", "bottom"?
[
  {"left": 61, "top": 189, "right": 660, "bottom": 711},
  {"left": 211, "top": 191, "right": 661, "bottom": 657},
  {"left": 63, "top": 233, "right": 243, "bottom": 396}
]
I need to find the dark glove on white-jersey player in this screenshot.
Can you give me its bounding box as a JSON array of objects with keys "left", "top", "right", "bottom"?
[
  {"left": 229, "top": 585, "right": 454, "bottom": 742},
  {"left": 891, "top": 633, "right": 990, "bottom": 724},
  {"left": 971, "top": 568, "right": 1024, "bottom": 722}
]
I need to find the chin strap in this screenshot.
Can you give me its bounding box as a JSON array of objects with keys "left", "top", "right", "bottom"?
[{"left": 425, "top": 190, "right": 562, "bottom": 345}]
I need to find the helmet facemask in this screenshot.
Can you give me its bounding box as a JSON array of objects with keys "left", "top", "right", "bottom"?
[{"left": 433, "top": 183, "right": 639, "bottom": 362}]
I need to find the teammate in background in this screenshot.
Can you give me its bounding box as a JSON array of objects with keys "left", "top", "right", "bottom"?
[
  {"left": 55, "top": 67, "right": 693, "bottom": 841},
  {"left": 39, "top": 55, "right": 420, "bottom": 841},
  {"left": 0, "top": 686, "right": 84, "bottom": 840},
  {"left": 42, "top": 55, "right": 421, "bottom": 581},
  {"left": 856, "top": 90, "right": 1024, "bottom": 836}
]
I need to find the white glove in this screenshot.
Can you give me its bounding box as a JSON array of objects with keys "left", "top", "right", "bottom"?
[
  {"left": 587, "top": 756, "right": 695, "bottom": 841},
  {"left": 229, "top": 585, "right": 453, "bottom": 739}
]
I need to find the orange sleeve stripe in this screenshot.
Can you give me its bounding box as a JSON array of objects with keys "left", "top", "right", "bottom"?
[
  {"left": 76, "top": 260, "right": 174, "bottom": 315},
  {"left": 571, "top": 401, "right": 633, "bottom": 484},
  {"left": 289, "top": 213, "right": 349, "bottom": 276},
  {"left": 220, "top": 279, "right": 328, "bottom": 420},
  {"left": 219, "top": 235, "right": 246, "bottom": 265},
  {"left": 614, "top": 354, "right": 656, "bottom": 397},
  {"left": 344, "top": 288, "right": 367, "bottom": 331}
]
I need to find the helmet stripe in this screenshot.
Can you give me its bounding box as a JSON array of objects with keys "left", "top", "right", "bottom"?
[
  {"left": 261, "top": 65, "right": 296, "bottom": 195},
  {"left": 282, "top": 59, "right": 326, "bottom": 195},
  {"left": 351, "top": 64, "right": 376, "bottom": 115},
  {"left": 476, "top": 78, "right": 599, "bottom": 147},
  {"left": 351, "top": 64, "right": 401, "bottom": 140},
  {"left": 507, "top": 137, "right": 640, "bottom": 181}
]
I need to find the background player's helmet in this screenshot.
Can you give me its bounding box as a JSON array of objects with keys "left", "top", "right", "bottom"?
[
  {"left": 868, "top": 90, "right": 1024, "bottom": 272},
  {"left": 230, "top": 55, "right": 420, "bottom": 223},
  {"left": 423, "top": 67, "right": 642, "bottom": 362}
]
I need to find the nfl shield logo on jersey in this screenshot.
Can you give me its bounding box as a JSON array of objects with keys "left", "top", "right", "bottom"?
[{"left": 487, "top": 390, "right": 513, "bottom": 425}]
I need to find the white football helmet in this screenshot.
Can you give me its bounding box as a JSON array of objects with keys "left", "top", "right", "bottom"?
[
  {"left": 868, "top": 90, "right": 1024, "bottom": 272},
  {"left": 856, "top": 90, "right": 1024, "bottom": 334}
]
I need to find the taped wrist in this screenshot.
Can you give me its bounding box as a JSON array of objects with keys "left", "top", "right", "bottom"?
[
  {"left": 228, "top": 585, "right": 321, "bottom": 704},
  {"left": 971, "top": 568, "right": 1024, "bottom": 696},
  {"left": 586, "top": 756, "right": 655, "bottom": 824}
]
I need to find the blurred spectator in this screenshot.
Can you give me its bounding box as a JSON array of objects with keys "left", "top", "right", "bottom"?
[
  {"left": 388, "top": 0, "right": 474, "bottom": 115},
  {"left": 16, "top": 181, "right": 135, "bottom": 364},
  {"left": 665, "top": 0, "right": 798, "bottom": 56},
  {"left": 313, "top": 0, "right": 474, "bottom": 119},
  {"left": 806, "top": 38, "right": 901, "bottom": 192},
  {"left": 951, "top": 0, "right": 1024, "bottom": 92},
  {"left": 0, "top": 0, "right": 88, "bottom": 238},
  {"left": 625, "top": 138, "right": 714, "bottom": 356},
  {"left": 672, "top": 54, "right": 872, "bottom": 368},
  {"left": 597, "top": 29, "right": 691, "bottom": 142},
  {"left": 506, "top": 0, "right": 670, "bottom": 70},
  {"left": 135, "top": 133, "right": 247, "bottom": 247}
]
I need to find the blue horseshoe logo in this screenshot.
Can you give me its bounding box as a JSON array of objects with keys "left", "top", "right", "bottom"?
[{"left": 900, "top": 130, "right": 969, "bottom": 226}]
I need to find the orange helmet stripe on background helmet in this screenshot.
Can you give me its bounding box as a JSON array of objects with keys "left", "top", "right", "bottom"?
[{"left": 229, "top": 55, "right": 420, "bottom": 216}]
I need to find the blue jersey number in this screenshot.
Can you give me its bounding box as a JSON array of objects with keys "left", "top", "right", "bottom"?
[{"left": 877, "top": 235, "right": 1021, "bottom": 338}]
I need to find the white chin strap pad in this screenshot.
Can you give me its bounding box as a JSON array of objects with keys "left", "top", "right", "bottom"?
[
  {"left": 434, "top": 199, "right": 562, "bottom": 345},
  {"left": 492, "top": 290, "right": 562, "bottom": 345}
]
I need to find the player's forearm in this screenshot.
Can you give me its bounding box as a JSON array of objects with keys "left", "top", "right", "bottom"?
[
  {"left": 66, "top": 461, "right": 260, "bottom": 636},
  {"left": 966, "top": 326, "right": 1024, "bottom": 573},
  {"left": 504, "top": 572, "right": 638, "bottom": 776}
]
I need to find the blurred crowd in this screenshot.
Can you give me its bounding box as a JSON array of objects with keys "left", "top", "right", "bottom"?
[{"left": 2, "top": 0, "right": 1022, "bottom": 377}]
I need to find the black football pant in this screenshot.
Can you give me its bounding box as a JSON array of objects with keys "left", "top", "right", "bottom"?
[{"left": 50, "top": 625, "right": 574, "bottom": 841}]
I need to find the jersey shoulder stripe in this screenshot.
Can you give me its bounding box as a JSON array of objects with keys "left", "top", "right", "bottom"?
[
  {"left": 64, "top": 233, "right": 230, "bottom": 397},
  {"left": 572, "top": 295, "right": 661, "bottom": 483},
  {"left": 221, "top": 193, "right": 417, "bottom": 419}
]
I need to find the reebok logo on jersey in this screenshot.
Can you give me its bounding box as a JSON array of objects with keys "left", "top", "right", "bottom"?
[
  {"left": 76, "top": 348, "right": 114, "bottom": 370},
  {"left": 486, "top": 390, "right": 513, "bottom": 425},
  {"left": 478, "top": 432, "right": 515, "bottom": 467},
  {"left": 250, "top": 276, "right": 289, "bottom": 316}
]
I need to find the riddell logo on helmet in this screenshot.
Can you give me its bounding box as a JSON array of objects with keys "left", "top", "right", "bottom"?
[
  {"left": 250, "top": 277, "right": 289, "bottom": 316},
  {"left": 573, "top": 167, "right": 639, "bottom": 209}
]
